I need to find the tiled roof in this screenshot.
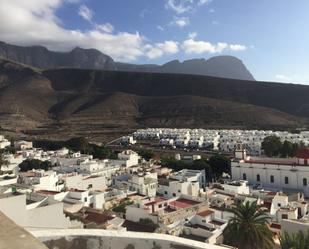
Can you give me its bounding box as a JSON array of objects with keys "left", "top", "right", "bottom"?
[
  {"left": 84, "top": 211, "right": 114, "bottom": 225},
  {"left": 169, "top": 198, "right": 200, "bottom": 209},
  {"left": 297, "top": 148, "right": 309, "bottom": 159},
  {"left": 197, "top": 210, "right": 214, "bottom": 217}
]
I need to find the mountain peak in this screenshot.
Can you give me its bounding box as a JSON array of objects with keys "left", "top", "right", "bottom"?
[{"left": 0, "top": 41, "right": 254, "bottom": 80}]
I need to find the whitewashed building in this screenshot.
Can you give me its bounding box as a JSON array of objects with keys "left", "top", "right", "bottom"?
[{"left": 232, "top": 147, "right": 309, "bottom": 197}]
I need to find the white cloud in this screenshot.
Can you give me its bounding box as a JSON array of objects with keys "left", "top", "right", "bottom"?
[
  {"left": 140, "top": 9, "right": 150, "bottom": 18},
  {"left": 157, "top": 25, "right": 165, "bottom": 31},
  {"left": 188, "top": 32, "right": 197, "bottom": 39},
  {"left": 275, "top": 74, "right": 291, "bottom": 82},
  {"left": 165, "top": 0, "right": 212, "bottom": 14},
  {"left": 212, "top": 20, "right": 219, "bottom": 25},
  {"left": 198, "top": 0, "right": 212, "bottom": 6},
  {"left": 170, "top": 16, "right": 190, "bottom": 27},
  {"left": 0, "top": 0, "right": 180, "bottom": 62},
  {"left": 229, "top": 44, "right": 247, "bottom": 51},
  {"left": 274, "top": 74, "right": 309, "bottom": 84},
  {"left": 0, "top": 0, "right": 247, "bottom": 62},
  {"left": 209, "top": 8, "right": 215, "bottom": 13},
  {"left": 146, "top": 41, "right": 179, "bottom": 59},
  {"left": 96, "top": 23, "right": 114, "bottom": 33},
  {"left": 78, "top": 4, "right": 93, "bottom": 22},
  {"left": 182, "top": 39, "right": 247, "bottom": 54}
]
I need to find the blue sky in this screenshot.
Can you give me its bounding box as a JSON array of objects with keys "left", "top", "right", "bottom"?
[{"left": 0, "top": 0, "right": 309, "bottom": 84}]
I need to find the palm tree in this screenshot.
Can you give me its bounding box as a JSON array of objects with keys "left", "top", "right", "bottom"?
[
  {"left": 223, "top": 201, "right": 274, "bottom": 249},
  {"left": 280, "top": 231, "right": 309, "bottom": 249}
]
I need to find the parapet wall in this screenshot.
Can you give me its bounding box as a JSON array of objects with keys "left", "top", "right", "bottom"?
[{"left": 32, "top": 229, "right": 227, "bottom": 249}]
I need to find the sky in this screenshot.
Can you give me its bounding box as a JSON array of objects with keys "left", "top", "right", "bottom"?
[{"left": 0, "top": 0, "right": 309, "bottom": 84}]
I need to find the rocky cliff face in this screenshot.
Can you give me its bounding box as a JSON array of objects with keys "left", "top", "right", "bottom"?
[
  {"left": 0, "top": 41, "right": 115, "bottom": 70},
  {"left": 0, "top": 41, "right": 254, "bottom": 80},
  {"left": 0, "top": 58, "right": 306, "bottom": 142}
]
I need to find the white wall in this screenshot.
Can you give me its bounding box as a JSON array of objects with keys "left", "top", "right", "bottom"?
[
  {"left": 33, "top": 229, "right": 227, "bottom": 249},
  {"left": 232, "top": 161, "right": 309, "bottom": 197}
]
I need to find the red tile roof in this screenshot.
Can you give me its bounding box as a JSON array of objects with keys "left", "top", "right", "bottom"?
[
  {"left": 36, "top": 190, "right": 60, "bottom": 196},
  {"left": 197, "top": 210, "right": 214, "bottom": 217},
  {"left": 297, "top": 148, "right": 309, "bottom": 159},
  {"left": 169, "top": 198, "right": 200, "bottom": 209},
  {"left": 84, "top": 211, "right": 114, "bottom": 225}
]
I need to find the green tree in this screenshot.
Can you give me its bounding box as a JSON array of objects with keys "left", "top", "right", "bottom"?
[
  {"left": 138, "top": 149, "right": 154, "bottom": 161},
  {"left": 208, "top": 155, "right": 231, "bottom": 179},
  {"left": 223, "top": 201, "right": 274, "bottom": 249},
  {"left": 280, "top": 231, "right": 309, "bottom": 249},
  {"left": 19, "top": 159, "right": 52, "bottom": 172},
  {"left": 280, "top": 140, "right": 294, "bottom": 158},
  {"left": 66, "top": 137, "right": 89, "bottom": 153},
  {"left": 262, "top": 136, "right": 282, "bottom": 157}
]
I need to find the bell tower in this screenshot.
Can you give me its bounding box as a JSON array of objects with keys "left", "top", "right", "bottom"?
[{"left": 235, "top": 143, "right": 247, "bottom": 160}]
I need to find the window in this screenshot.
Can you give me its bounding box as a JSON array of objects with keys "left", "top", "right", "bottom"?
[
  {"left": 202, "top": 219, "right": 206, "bottom": 223},
  {"left": 173, "top": 193, "right": 176, "bottom": 197},
  {"left": 242, "top": 173, "right": 247, "bottom": 180},
  {"left": 84, "top": 197, "right": 87, "bottom": 202},
  {"left": 285, "top": 176, "right": 289, "bottom": 184},
  {"left": 282, "top": 214, "right": 288, "bottom": 219},
  {"left": 178, "top": 190, "right": 181, "bottom": 193},
  {"left": 164, "top": 203, "right": 167, "bottom": 207},
  {"left": 278, "top": 203, "right": 281, "bottom": 207},
  {"left": 164, "top": 191, "right": 168, "bottom": 195},
  {"left": 304, "top": 178, "right": 307, "bottom": 187},
  {"left": 158, "top": 204, "right": 162, "bottom": 208},
  {"left": 270, "top": 175, "right": 274, "bottom": 183},
  {"left": 256, "top": 174, "right": 260, "bottom": 182}
]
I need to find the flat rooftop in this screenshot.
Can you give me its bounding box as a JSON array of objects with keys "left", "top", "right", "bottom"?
[{"left": 169, "top": 198, "right": 200, "bottom": 209}]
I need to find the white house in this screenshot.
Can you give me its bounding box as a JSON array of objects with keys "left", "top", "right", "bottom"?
[
  {"left": 0, "top": 135, "right": 10, "bottom": 149},
  {"left": 117, "top": 150, "right": 139, "bottom": 167},
  {"left": 14, "top": 140, "right": 33, "bottom": 150},
  {"left": 65, "top": 173, "right": 106, "bottom": 191}
]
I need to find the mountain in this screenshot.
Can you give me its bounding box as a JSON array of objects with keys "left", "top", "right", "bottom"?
[
  {"left": 0, "top": 41, "right": 115, "bottom": 70},
  {"left": 117, "top": 56, "right": 255, "bottom": 81},
  {"left": 0, "top": 41, "right": 254, "bottom": 80},
  {"left": 0, "top": 58, "right": 307, "bottom": 142}
]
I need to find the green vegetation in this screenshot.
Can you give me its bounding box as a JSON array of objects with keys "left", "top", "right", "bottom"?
[
  {"left": 19, "top": 159, "right": 52, "bottom": 172},
  {"left": 280, "top": 231, "right": 309, "bottom": 249},
  {"left": 138, "top": 149, "right": 155, "bottom": 161},
  {"left": 161, "top": 154, "right": 230, "bottom": 181},
  {"left": 262, "top": 135, "right": 305, "bottom": 157},
  {"left": 112, "top": 200, "right": 133, "bottom": 213},
  {"left": 34, "top": 137, "right": 117, "bottom": 159},
  {"left": 223, "top": 201, "right": 274, "bottom": 249},
  {"left": 138, "top": 218, "right": 159, "bottom": 229},
  {"left": 0, "top": 146, "right": 16, "bottom": 154},
  {"left": 208, "top": 155, "right": 231, "bottom": 178}
]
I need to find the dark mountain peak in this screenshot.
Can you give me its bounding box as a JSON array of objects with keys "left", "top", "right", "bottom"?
[
  {"left": 162, "top": 59, "right": 180, "bottom": 66},
  {"left": 206, "top": 55, "right": 244, "bottom": 64},
  {"left": 0, "top": 40, "right": 254, "bottom": 80},
  {"left": 0, "top": 41, "right": 115, "bottom": 70},
  {"left": 203, "top": 55, "right": 255, "bottom": 81},
  {"left": 183, "top": 58, "right": 207, "bottom": 64}
]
